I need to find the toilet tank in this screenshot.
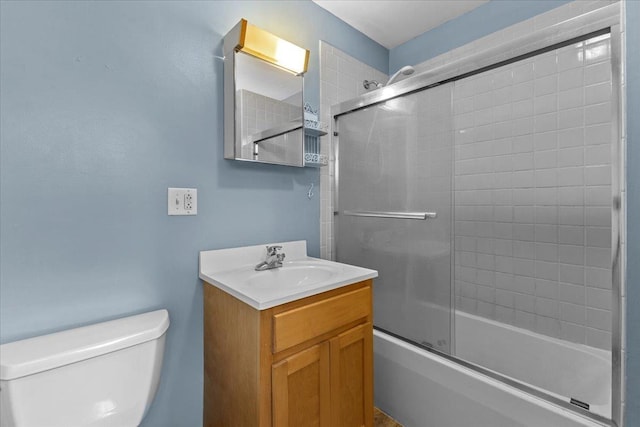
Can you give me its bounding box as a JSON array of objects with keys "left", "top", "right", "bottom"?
[{"left": 0, "top": 309, "right": 170, "bottom": 427}]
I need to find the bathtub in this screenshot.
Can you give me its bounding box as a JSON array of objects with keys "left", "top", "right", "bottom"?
[{"left": 374, "top": 311, "right": 611, "bottom": 427}]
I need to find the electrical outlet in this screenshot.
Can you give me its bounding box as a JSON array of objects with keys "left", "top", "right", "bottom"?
[
  {"left": 168, "top": 188, "right": 197, "bottom": 215},
  {"left": 184, "top": 192, "right": 193, "bottom": 210}
]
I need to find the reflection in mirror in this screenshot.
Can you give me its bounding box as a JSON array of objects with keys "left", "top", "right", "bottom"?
[
  {"left": 235, "top": 52, "right": 303, "bottom": 165},
  {"left": 223, "top": 19, "right": 308, "bottom": 167}
]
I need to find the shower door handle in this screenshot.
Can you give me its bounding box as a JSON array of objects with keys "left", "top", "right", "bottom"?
[{"left": 342, "top": 210, "right": 437, "bottom": 220}]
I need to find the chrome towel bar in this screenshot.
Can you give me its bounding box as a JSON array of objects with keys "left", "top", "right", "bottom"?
[{"left": 342, "top": 210, "right": 437, "bottom": 220}]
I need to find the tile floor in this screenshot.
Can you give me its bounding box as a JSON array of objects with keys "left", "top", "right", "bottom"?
[{"left": 374, "top": 407, "right": 403, "bottom": 427}]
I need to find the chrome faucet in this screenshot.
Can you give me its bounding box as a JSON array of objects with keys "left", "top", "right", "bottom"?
[{"left": 254, "top": 245, "right": 286, "bottom": 271}]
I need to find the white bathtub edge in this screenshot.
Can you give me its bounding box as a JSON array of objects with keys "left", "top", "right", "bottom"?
[{"left": 374, "top": 329, "right": 609, "bottom": 427}]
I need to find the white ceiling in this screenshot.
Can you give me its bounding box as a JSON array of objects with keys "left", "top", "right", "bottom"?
[{"left": 313, "top": 0, "right": 489, "bottom": 49}]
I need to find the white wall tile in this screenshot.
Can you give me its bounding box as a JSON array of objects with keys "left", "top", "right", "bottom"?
[
  {"left": 535, "top": 315, "right": 561, "bottom": 338},
  {"left": 363, "top": 7, "right": 624, "bottom": 352},
  {"left": 533, "top": 131, "right": 555, "bottom": 152},
  {"left": 513, "top": 275, "right": 536, "bottom": 295},
  {"left": 584, "top": 123, "right": 611, "bottom": 145},
  {"left": 559, "top": 264, "right": 585, "bottom": 286},
  {"left": 557, "top": 187, "right": 583, "bottom": 205},
  {"left": 535, "top": 74, "right": 558, "bottom": 97},
  {"left": 586, "top": 246, "right": 610, "bottom": 268},
  {"left": 557, "top": 147, "right": 584, "bottom": 167},
  {"left": 584, "top": 61, "right": 612, "bottom": 85},
  {"left": 496, "top": 306, "right": 516, "bottom": 324},
  {"left": 586, "top": 226, "right": 612, "bottom": 248},
  {"left": 534, "top": 52, "right": 558, "bottom": 77},
  {"left": 558, "top": 67, "right": 584, "bottom": 91},
  {"left": 585, "top": 186, "right": 610, "bottom": 205},
  {"left": 585, "top": 266, "right": 612, "bottom": 289},
  {"left": 585, "top": 102, "right": 611, "bottom": 126},
  {"left": 586, "top": 327, "right": 611, "bottom": 350},
  {"left": 559, "top": 207, "right": 584, "bottom": 225},
  {"left": 557, "top": 167, "right": 584, "bottom": 186},
  {"left": 558, "top": 281, "right": 585, "bottom": 304},
  {"left": 560, "top": 321, "right": 586, "bottom": 344},
  {"left": 535, "top": 93, "right": 558, "bottom": 114},
  {"left": 557, "top": 45, "right": 584, "bottom": 71},
  {"left": 515, "top": 293, "right": 536, "bottom": 313},
  {"left": 536, "top": 169, "right": 558, "bottom": 187},
  {"left": 513, "top": 134, "right": 534, "bottom": 153},
  {"left": 535, "top": 187, "right": 558, "bottom": 205},
  {"left": 560, "top": 302, "right": 586, "bottom": 324},
  {"left": 535, "top": 224, "right": 558, "bottom": 243},
  {"left": 557, "top": 127, "right": 584, "bottom": 148},
  {"left": 514, "top": 240, "right": 535, "bottom": 259},
  {"left": 585, "top": 82, "right": 611, "bottom": 105},
  {"left": 586, "top": 286, "right": 612, "bottom": 310},
  {"left": 585, "top": 144, "right": 611, "bottom": 166},
  {"left": 535, "top": 112, "right": 558, "bottom": 133},
  {"left": 558, "top": 107, "right": 584, "bottom": 129},
  {"left": 586, "top": 206, "right": 611, "bottom": 226},
  {"left": 558, "top": 244, "right": 584, "bottom": 265},
  {"left": 515, "top": 310, "right": 537, "bottom": 329},
  {"left": 513, "top": 80, "right": 534, "bottom": 101},
  {"left": 319, "top": 41, "right": 389, "bottom": 260},
  {"left": 559, "top": 225, "right": 585, "bottom": 245},
  {"left": 536, "top": 278, "right": 559, "bottom": 299},
  {"left": 514, "top": 224, "right": 535, "bottom": 241}
]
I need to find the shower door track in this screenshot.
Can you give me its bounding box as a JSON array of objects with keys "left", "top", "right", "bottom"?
[
  {"left": 331, "top": 4, "right": 620, "bottom": 120},
  {"left": 332, "top": 4, "right": 623, "bottom": 426}
]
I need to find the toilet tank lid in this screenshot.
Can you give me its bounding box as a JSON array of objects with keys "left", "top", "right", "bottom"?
[{"left": 0, "top": 309, "right": 169, "bottom": 380}]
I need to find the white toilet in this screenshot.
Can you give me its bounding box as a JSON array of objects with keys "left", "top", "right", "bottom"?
[{"left": 0, "top": 309, "right": 170, "bottom": 427}]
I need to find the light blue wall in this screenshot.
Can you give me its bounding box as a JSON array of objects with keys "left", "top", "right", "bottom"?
[
  {"left": 391, "top": 0, "right": 639, "bottom": 424},
  {"left": 0, "top": 1, "right": 386, "bottom": 426},
  {"left": 3, "top": 0, "right": 637, "bottom": 425},
  {"left": 390, "top": 0, "right": 570, "bottom": 73}
]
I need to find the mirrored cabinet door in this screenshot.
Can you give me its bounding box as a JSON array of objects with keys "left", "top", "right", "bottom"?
[
  {"left": 235, "top": 52, "right": 304, "bottom": 166},
  {"left": 223, "top": 19, "right": 308, "bottom": 167}
]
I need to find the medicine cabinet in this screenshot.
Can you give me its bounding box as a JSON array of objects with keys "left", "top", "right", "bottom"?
[{"left": 224, "top": 19, "right": 329, "bottom": 167}]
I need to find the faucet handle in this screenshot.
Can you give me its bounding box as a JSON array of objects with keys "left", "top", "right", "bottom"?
[{"left": 266, "top": 245, "right": 283, "bottom": 256}]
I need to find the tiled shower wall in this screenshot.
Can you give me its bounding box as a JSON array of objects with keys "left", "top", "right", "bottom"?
[
  {"left": 319, "top": 42, "right": 388, "bottom": 260},
  {"left": 239, "top": 89, "right": 300, "bottom": 159},
  {"left": 239, "top": 89, "right": 300, "bottom": 137},
  {"left": 453, "top": 34, "right": 614, "bottom": 350},
  {"left": 319, "top": 2, "right": 622, "bottom": 353}
]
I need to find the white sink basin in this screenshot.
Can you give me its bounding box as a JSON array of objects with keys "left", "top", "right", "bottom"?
[
  {"left": 247, "top": 262, "right": 338, "bottom": 288},
  {"left": 199, "top": 241, "right": 378, "bottom": 310}
]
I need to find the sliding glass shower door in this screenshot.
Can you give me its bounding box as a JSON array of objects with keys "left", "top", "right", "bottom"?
[
  {"left": 334, "top": 30, "right": 617, "bottom": 423},
  {"left": 335, "top": 84, "right": 454, "bottom": 354}
]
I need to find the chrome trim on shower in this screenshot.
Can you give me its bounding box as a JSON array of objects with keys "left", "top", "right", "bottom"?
[
  {"left": 331, "top": 4, "right": 620, "bottom": 120},
  {"left": 609, "top": 20, "right": 624, "bottom": 427},
  {"left": 342, "top": 210, "right": 437, "bottom": 220},
  {"left": 330, "top": 3, "right": 623, "bottom": 425}
]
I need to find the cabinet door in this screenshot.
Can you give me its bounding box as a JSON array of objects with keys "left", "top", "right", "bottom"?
[
  {"left": 272, "top": 341, "right": 331, "bottom": 427},
  {"left": 330, "top": 323, "right": 373, "bottom": 427}
]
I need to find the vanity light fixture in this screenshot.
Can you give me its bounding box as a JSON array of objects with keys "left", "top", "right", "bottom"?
[{"left": 228, "top": 19, "right": 309, "bottom": 75}]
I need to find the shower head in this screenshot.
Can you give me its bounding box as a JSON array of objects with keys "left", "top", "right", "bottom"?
[
  {"left": 385, "top": 65, "right": 415, "bottom": 86},
  {"left": 363, "top": 79, "right": 382, "bottom": 90}
]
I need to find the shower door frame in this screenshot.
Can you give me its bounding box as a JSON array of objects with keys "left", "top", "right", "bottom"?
[{"left": 331, "top": 4, "right": 624, "bottom": 426}]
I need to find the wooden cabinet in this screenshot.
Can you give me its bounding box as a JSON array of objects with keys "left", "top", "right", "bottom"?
[
  {"left": 272, "top": 341, "right": 331, "bottom": 427},
  {"left": 203, "top": 279, "right": 373, "bottom": 427},
  {"left": 330, "top": 323, "right": 373, "bottom": 427}
]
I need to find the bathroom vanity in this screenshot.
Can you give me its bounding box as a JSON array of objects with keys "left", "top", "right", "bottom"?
[{"left": 199, "top": 241, "right": 377, "bottom": 427}]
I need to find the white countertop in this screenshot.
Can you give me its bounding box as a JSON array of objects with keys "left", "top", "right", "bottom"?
[{"left": 199, "top": 240, "right": 377, "bottom": 310}]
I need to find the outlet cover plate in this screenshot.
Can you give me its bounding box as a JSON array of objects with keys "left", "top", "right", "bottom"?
[{"left": 168, "top": 188, "right": 197, "bottom": 215}]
